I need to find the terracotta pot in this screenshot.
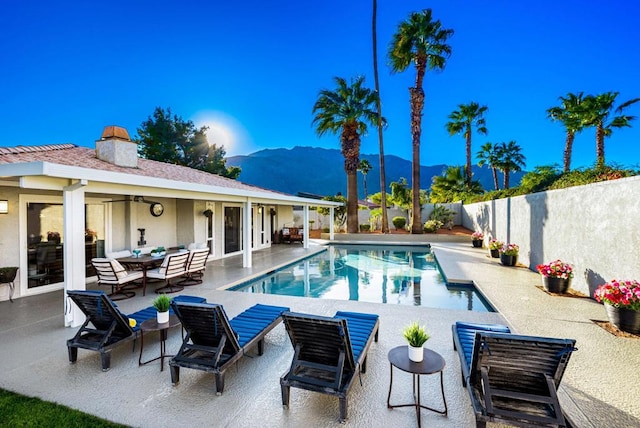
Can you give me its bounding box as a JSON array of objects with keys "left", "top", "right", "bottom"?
[
  {"left": 605, "top": 304, "right": 640, "bottom": 334},
  {"left": 500, "top": 254, "right": 517, "bottom": 266},
  {"left": 542, "top": 276, "right": 571, "bottom": 294}
]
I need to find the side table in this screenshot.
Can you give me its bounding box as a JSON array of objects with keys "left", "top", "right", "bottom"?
[
  {"left": 387, "top": 345, "right": 447, "bottom": 427},
  {"left": 139, "top": 315, "right": 181, "bottom": 371}
]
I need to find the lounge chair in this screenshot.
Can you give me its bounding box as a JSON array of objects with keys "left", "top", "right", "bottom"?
[
  {"left": 280, "top": 310, "right": 380, "bottom": 422},
  {"left": 169, "top": 301, "right": 290, "bottom": 394},
  {"left": 67, "top": 290, "right": 205, "bottom": 371},
  {"left": 452, "top": 321, "right": 577, "bottom": 428}
]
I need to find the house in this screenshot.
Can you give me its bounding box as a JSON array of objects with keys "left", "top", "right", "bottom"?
[{"left": 0, "top": 126, "right": 341, "bottom": 326}]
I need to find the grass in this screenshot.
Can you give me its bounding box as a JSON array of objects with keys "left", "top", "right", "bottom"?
[{"left": 0, "top": 388, "right": 126, "bottom": 427}]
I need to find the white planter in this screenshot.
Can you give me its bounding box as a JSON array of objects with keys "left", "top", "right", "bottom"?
[
  {"left": 157, "top": 310, "right": 169, "bottom": 324},
  {"left": 408, "top": 345, "right": 424, "bottom": 362}
]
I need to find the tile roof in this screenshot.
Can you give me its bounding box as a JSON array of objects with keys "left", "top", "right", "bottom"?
[{"left": 0, "top": 144, "right": 281, "bottom": 195}]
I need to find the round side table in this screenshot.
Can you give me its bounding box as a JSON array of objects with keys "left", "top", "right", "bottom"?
[
  {"left": 387, "top": 345, "right": 448, "bottom": 427},
  {"left": 138, "top": 314, "right": 181, "bottom": 371}
]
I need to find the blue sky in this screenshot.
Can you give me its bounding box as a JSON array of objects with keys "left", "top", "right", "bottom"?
[{"left": 1, "top": 0, "right": 639, "bottom": 171}]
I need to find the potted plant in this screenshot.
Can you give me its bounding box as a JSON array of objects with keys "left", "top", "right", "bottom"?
[
  {"left": 150, "top": 246, "right": 166, "bottom": 257},
  {"left": 594, "top": 280, "right": 640, "bottom": 334},
  {"left": 500, "top": 243, "right": 519, "bottom": 266},
  {"left": 402, "top": 321, "right": 430, "bottom": 362},
  {"left": 537, "top": 260, "right": 574, "bottom": 293},
  {"left": 488, "top": 239, "right": 503, "bottom": 258},
  {"left": 0, "top": 267, "right": 18, "bottom": 283},
  {"left": 47, "top": 231, "right": 61, "bottom": 244},
  {"left": 85, "top": 228, "right": 97, "bottom": 243},
  {"left": 471, "top": 231, "right": 484, "bottom": 248},
  {"left": 153, "top": 294, "right": 172, "bottom": 324}
]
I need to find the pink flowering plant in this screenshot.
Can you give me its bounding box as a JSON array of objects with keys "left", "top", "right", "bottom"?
[
  {"left": 594, "top": 280, "right": 640, "bottom": 311},
  {"left": 500, "top": 243, "right": 519, "bottom": 256},
  {"left": 536, "top": 260, "right": 574, "bottom": 279},
  {"left": 471, "top": 232, "right": 484, "bottom": 240},
  {"left": 488, "top": 239, "right": 503, "bottom": 250}
]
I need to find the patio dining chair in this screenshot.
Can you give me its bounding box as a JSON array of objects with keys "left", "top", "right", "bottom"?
[
  {"left": 169, "top": 301, "right": 289, "bottom": 394},
  {"left": 280, "top": 310, "right": 380, "bottom": 422},
  {"left": 180, "top": 247, "right": 209, "bottom": 285},
  {"left": 91, "top": 257, "right": 144, "bottom": 300},
  {"left": 452, "top": 321, "right": 577, "bottom": 428},
  {"left": 147, "top": 251, "right": 189, "bottom": 294}
]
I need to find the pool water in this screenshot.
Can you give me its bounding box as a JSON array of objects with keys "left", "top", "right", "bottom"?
[{"left": 230, "top": 245, "right": 493, "bottom": 312}]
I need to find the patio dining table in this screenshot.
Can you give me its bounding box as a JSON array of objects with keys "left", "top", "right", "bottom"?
[{"left": 117, "top": 252, "right": 177, "bottom": 296}]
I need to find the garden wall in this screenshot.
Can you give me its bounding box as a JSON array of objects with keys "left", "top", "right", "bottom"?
[{"left": 461, "top": 175, "right": 640, "bottom": 296}]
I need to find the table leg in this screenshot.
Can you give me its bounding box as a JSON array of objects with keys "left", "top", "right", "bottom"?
[{"left": 139, "top": 328, "right": 173, "bottom": 371}]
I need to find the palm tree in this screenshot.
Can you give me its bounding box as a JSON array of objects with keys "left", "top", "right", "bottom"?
[
  {"left": 582, "top": 92, "right": 640, "bottom": 168},
  {"left": 371, "top": 0, "right": 389, "bottom": 234},
  {"left": 476, "top": 142, "right": 500, "bottom": 190},
  {"left": 312, "top": 76, "right": 381, "bottom": 233},
  {"left": 358, "top": 159, "right": 372, "bottom": 199},
  {"left": 546, "top": 92, "right": 587, "bottom": 173},
  {"left": 389, "top": 9, "right": 454, "bottom": 234},
  {"left": 495, "top": 141, "right": 526, "bottom": 189},
  {"left": 446, "top": 102, "right": 488, "bottom": 184},
  {"left": 430, "top": 166, "right": 482, "bottom": 203}
]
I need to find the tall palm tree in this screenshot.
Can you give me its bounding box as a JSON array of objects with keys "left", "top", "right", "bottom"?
[
  {"left": 546, "top": 92, "right": 587, "bottom": 173},
  {"left": 430, "top": 166, "right": 482, "bottom": 203},
  {"left": 582, "top": 92, "right": 640, "bottom": 168},
  {"left": 358, "top": 159, "right": 372, "bottom": 199},
  {"left": 476, "top": 142, "right": 500, "bottom": 190},
  {"left": 312, "top": 76, "right": 381, "bottom": 233},
  {"left": 446, "top": 102, "right": 488, "bottom": 184},
  {"left": 389, "top": 8, "right": 454, "bottom": 234},
  {"left": 495, "top": 141, "right": 526, "bottom": 189},
  {"left": 372, "top": 0, "right": 389, "bottom": 234}
]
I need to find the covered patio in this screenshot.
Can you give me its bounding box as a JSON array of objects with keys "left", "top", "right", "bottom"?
[{"left": 1, "top": 241, "right": 638, "bottom": 427}]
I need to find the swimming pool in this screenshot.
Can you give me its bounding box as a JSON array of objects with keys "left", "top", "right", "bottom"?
[{"left": 230, "top": 244, "right": 493, "bottom": 312}]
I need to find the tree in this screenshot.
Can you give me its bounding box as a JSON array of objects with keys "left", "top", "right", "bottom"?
[
  {"left": 389, "top": 8, "right": 453, "bottom": 234},
  {"left": 358, "top": 159, "right": 372, "bottom": 199},
  {"left": 312, "top": 76, "right": 381, "bottom": 233},
  {"left": 371, "top": 0, "right": 389, "bottom": 234},
  {"left": 388, "top": 177, "right": 412, "bottom": 209},
  {"left": 476, "top": 142, "right": 501, "bottom": 190},
  {"left": 546, "top": 92, "right": 587, "bottom": 173},
  {"left": 446, "top": 102, "right": 488, "bottom": 184},
  {"left": 430, "top": 166, "right": 482, "bottom": 203},
  {"left": 317, "top": 194, "right": 347, "bottom": 231},
  {"left": 495, "top": 141, "right": 526, "bottom": 189},
  {"left": 582, "top": 92, "right": 640, "bottom": 168},
  {"left": 135, "top": 107, "right": 241, "bottom": 179}
]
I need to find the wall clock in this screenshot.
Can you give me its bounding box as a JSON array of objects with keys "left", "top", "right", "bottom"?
[{"left": 150, "top": 202, "right": 164, "bottom": 217}]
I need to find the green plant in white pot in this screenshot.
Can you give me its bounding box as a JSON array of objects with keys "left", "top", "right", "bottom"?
[
  {"left": 403, "top": 321, "right": 430, "bottom": 362},
  {"left": 153, "top": 294, "right": 172, "bottom": 324}
]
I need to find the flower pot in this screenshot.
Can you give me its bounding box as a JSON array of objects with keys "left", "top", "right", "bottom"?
[
  {"left": 490, "top": 249, "right": 500, "bottom": 258},
  {"left": 157, "top": 310, "right": 169, "bottom": 324},
  {"left": 472, "top": 240, "right": 483, "bottom": 248},
  {"left": 604, "top": 303, "right": 640, "bottom": 334},
  {"left": 407, "top": 345, "right": 424, "bottom": 362},
  {"left": 541, "top": 276, "right": 571, "bottom": 294},
  {"left": 500, "top": 254, "right": 517, "bottom": 266}
]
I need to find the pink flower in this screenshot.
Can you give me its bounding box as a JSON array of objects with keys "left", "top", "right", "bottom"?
[{"left": 594, "top": 279, "right": 640, "bottom": 311}]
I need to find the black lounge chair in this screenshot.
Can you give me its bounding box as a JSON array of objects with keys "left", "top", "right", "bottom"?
[
  {"left": 280, "top": 311, "right": 380, "bottom": 422},
  {"left": 452, "top": 321, "right": 577, "bottom": 428},
  {"left": 67, "top": 290, "right": 205, "bottom": 371},
  {"left": 169, "top": 301, "right": 290, "bottom": 394}
]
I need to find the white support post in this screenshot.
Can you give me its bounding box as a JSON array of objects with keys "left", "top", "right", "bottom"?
[
  {"left": 329, "top": 207, "right": 335, "bottom": 241},
  {"left": 63, "top": 180, "right": 87, "bottom": 327},
  {"left": 303, "top": 204, "right": 309, "bottom": 248},
  {"left": 243, "top": 199, "right": 252, "bottom": 268}
]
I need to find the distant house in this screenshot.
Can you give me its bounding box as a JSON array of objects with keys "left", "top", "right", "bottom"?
[{"left": 0, "top": 126, "right": 340, "bottom": 326}]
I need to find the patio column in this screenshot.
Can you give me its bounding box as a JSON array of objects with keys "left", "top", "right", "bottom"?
[
  {"left": 329, "top": 207, "right": 335, "bottom": 241},
  {"left": 63, "top": 179, "right": 87, "bottom": 328},
  {"left": 303, "top": 204, "right": 309, "bottom": 248},
  {"left": 243, "top": 199, "right": 252, "bottom": 268}
]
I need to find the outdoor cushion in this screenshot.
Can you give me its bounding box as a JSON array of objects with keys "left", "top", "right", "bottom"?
[{"left": 110, "top": 259, "right": 129, "bottom": 279}]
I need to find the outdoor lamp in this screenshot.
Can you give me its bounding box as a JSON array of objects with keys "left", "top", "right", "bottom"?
[{"left": 0, "top": 200, "right": 8, "bottom": 214}]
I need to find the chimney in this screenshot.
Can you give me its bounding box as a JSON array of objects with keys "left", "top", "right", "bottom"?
[{"left": 95, "top": 126, "right": 138, "bottom": 168}]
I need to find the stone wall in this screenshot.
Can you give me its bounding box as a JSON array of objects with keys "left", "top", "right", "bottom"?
[{"left": 461, "top": 175, "right": 640, "bottom": 296}]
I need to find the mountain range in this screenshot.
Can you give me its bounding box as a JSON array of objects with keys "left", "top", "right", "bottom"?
[{"left": 227, "top": 146, "right": 524, "bottom": 198}]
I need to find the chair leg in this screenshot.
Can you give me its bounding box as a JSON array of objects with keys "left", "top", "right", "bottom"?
[
  {"left": 215, "top": 373, "right": 225, "bottom": 395},
  {"left": 68, "top": 345, "right": 77, "bottom": 363},
  {"left": 281, "top": 383, "right": 290, "bottom": 408},
  {"left": 476, "top": 421, "right": 487, "bottom": 428},
  {"left": 339, "top": 397, "right": 348, "bottom": 422},
  {"left": 362, "top": 355, "right": 368, "bottom": 373},
  {"left": 100, "top": 351, "right": 112, "bottom": 372},
  {"left": 170, "top": 365, "right": 180, "bottom": 384},
  {"left": 257, "top": 338, "right": 265, "bottom": 356}
]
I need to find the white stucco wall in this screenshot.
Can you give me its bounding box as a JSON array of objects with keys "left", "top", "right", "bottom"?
[{"left": 462, "top": 175, "right": 640, "bottom": 296}]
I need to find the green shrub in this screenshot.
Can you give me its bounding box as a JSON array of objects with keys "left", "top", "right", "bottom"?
[
  {"left": 322, "top": 227, "right": 330, "bottom": 233},
  {"left": 359, "top": 224, "right": 371, "bottom": 232},
  {"left": 392, "top": 216, "right": 406, "bottom": 230},
  {"left": 429, "top": 205, "right": 455, "bottom": 228},
  {"left": 424, "top": 219, "right": 442, "bottom": 233}
]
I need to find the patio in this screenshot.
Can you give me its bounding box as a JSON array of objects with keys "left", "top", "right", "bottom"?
[{"left": 0, "top": 240, "right": 638, "bottom": 427}]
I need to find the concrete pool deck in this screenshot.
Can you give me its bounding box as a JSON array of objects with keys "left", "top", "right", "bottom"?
[{"left": 0, "top": 240, "right": 638, "bottom": 427}]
